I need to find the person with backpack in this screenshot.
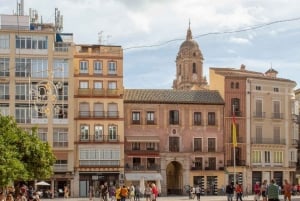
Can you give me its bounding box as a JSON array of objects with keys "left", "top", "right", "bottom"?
[{"left": 226, "top": 181, "right": 234, "bottom": 201}]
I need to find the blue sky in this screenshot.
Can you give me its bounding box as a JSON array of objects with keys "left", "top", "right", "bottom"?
[{"left": 1, "top": 0, "right": 300, "bottom": 89}]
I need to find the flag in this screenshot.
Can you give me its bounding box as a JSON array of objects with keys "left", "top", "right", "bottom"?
[{"left": 232, "top": 114, "right": 237, "bottom": 147}]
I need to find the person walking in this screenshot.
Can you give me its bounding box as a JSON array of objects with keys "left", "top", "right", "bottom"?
[
  {"left": 261, "top": 180, "right": 268, "bottom": 201},
  {"left": 283, "top": 179, "right": 292, "bottom": 201},
  {"left": 267, "top": 179, "right": 279, "bottom": 201},
  {"left": 195, "top": 185, "right": 201, "bottom": 201},
  {"left": 253, "top": 181, "right": 261, "bottom": 201},
  {"left": 235, "top": 182, "right": 243, "bottom": 201},
  {"left": 226, "top": 181, "right": 234, "bottom": 201},
  {"left": 144, "top": 184, "right": 152, "bottom": 201}
]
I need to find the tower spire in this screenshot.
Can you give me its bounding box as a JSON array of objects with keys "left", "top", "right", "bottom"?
[{"left": 186, "top": 20, "right": 192, "bottom": 40}]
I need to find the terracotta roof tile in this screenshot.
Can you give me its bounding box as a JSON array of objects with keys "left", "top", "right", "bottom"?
[{"left": 124, "top": 89, "right": 224, "bottom": 105}]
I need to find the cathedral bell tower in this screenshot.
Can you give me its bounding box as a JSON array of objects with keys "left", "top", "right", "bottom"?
[{"left": 172, "top": 24, "right": 207, "bottom": 90}]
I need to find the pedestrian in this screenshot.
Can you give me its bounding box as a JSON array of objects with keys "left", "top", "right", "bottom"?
[
  {"left": 283, "top": 179, "right": 292, "bottom": 201},
  {"left": 253, "top": 181, "right": 261, "bottom": 201},
  {"left": 129, "top": 184, "right": 135, "bottom": 201},
  {"left": 63, "top": 186, "right": 69, "bottom": 199},
  {"left": 115, "top": 185, "right": 121, "bottom": 201},
  {"left": 195, "top": 185, "right": 201, "bottom": 201},
  {"left": 261, "top": 180, "right": 268, "bottom": 201},
  {"left": 120, "top": 185, "right": 128, "bottom": 201},
  {"left": 235, "top": 182, "right": 243, "bottom": 201},
  {"left": 226, "top": 181, "right": 234, "bottom": 201},
  {"left": 134, "top": 185, "right": 140, "bottom": 201},
  {"left": 267, "top": 179, "right": 279, "bottom": 201},
  {"left": 144, "top": 184, "right": 152, "bottom": 201},
  {"left": 151, "top": 183, "right": 158, "bottom": 201}
]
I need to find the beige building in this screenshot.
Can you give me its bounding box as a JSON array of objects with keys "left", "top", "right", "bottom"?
[
  {"left": 0, "top": 11, "right": 75, "bottom": 195},
  {"left": 73, "top": 44, "right": 124, "bottom": 197},
  {"left": 295, "top": 88, "right": 300, "bottom": 182},
  {"left": 210, "top": 65, "right": 297, "bottom": 190}
]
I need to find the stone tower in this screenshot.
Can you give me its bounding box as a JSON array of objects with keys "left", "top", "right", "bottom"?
[{"left": 173, "top": 24, "right": 207, "bottom": 90}]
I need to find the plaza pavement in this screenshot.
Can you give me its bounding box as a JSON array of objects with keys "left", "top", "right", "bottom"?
[{"left": 41, "top": 194, "right": 300, "bottom": 201}]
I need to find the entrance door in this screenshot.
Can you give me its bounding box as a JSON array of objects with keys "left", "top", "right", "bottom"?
[
  {"left": 79, "top": 180, "right": 89, "bottom": 197},
  {"left": 166, "top": 161, "right": 183, "bottom": 195}
]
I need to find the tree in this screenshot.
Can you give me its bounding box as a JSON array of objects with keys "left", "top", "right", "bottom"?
[{"left": 0, "top": 115, "right": 56, "bottom": 187}]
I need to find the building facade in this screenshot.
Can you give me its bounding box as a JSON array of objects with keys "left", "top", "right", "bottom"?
[
  {"left": 0, "top": 12, "right": 75, "bottom": 195},
  {"left": 73, "top": 44, "right": 124, "bottom": 197},
  {"left": 210, "top": 65, "right": 298, "bottom": 191},
  {"left": 124, "top": 89, "right": 224, "bottom": 196}
]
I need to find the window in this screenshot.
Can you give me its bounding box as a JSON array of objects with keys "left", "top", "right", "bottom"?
[
  {"left": 273, "top": 127, "right": 281, "bottom": 144},
  {"left": 235, "top": 82, "right": 239, "bottom": 89},
  {"left": 80, "top": 125, "right": 89, "bottom": 141},
  {"left": 79, "top": 149, "right": 120, "bottom": 166},
  {"left": 255, "top": 126, "right": 262, "bottom": 143},
  {"left": 108, "top": 61, "right": 117, "bottom": 75},
  {"left": 132, "top": 112, "right": 140, "bottom": 124},
  {"left": 132, "top": 142, "right": 140, "bottom": 150},
  {"left": 274, "top": 87, "right": 279, "bottom": 92},
  {"left": 207, "top": 138, "right": 216, "bottom": 152},
  {"left": 194, "top": 112, "right": 202, "bottom": 125},
  {"left": 79, "top": 61, "right": 88, "bottom": 74},
  {"left": 230, "top": 82, "right": 234, "bottom": 89},
  {"left": 146, "top": 142, "right": 155, "bottom": 150},
  {"left": 169, "top": 110, "right": 179, "bottom": 125},
  {"left": 255, "top": 99, "right": 263, "bottom": 117},
  {"left": 0, "top": 83, "right": 9, "bottom": 99},
  {"left": 79, "top": 81, "right": 88, "bottom": 89},
  {"left": 94, "top": 81, "right": 103, "bottom": 89},
  {"left": 108, "top": 81, "right": 117, "bottom": 89},
  {"left": 252, "top": 150, "right": 261, "bottom": 163},
  {"left": 31, "top": 105, "right": 47, "bottom": 119},
  {"left": 38, "top": 128, "right": 48, "bottom": 142},
  {"left": 273, "top": 151, "right": 283, "bottom": 163},
  {"left": 53, "top": 128, "right": 68, "bottom": 147},
  {"left": 15, "top": 58, "right": 31, "bottom": 77},
  {"left": 79, "top": 102, "right": 89, "bottom": 117},
  {"left": 194, "top": 157, "right": 203, "bottom": 170},
  {"left": 273, "top": 100, "right": 281, "bottom": 119},
  {"left": 0, "top": 104, "right": 9, "bottom": 116},
  {"left": 178, "top": 65, "right": 181, "bottom": 75},
  {"left": 95, "top": 125, "right": 104, "bottom": 141},
  {"left": 31, "top": 59, "right": 48, "bottom": 78},
  {"left": 207, "top": 112, "right": 215, "bottom": 125},
  {"left": 53, "top": 59, "right": 69, "bottom": 78},
  {"left": 94, "top": 61, "right": 103, "bottom": 74},
  {"left": 0, "top": 34, "right": 9, "bottom": 49},
  {"left": 53, "top": 104, "right": 68, "bottom": 119},
  {"left": 192, "top": 63, "right": 196, "bottom": 73},
  {"left": 231, "top": 98, "right": 240, "bottom": 116},
  {"left": 264, "top": 151, "right": 270, "bottom": 163},
  {"left": 57, "top": 82, "right": 68, "bottom": 100},
  {"left": 194, "top": 138, "right": 202, "bottom": 152},
  {"left": 146, "top": 111, "right": 155, "bottom": 124},
  {"left": 94, "top": 103, "right": 104, "bottom": 117},
  {"left": 108, "top": 124, "right": 117, "bottom": 140},
  {"left": 256, "top": 86, "right": 261, "bottom": 90},
  {"left": 169, "top": 136, "right": 179, "bottom": 152},
  {"left": 208, "top": 157, "right": 216, "bottom": 170},
  {"left": 15, "top": 105, "right": 31, "bottom": 123},
  {"left": 15, "top": 83, "right": 30, "bottom": 100},
  {"left": 0, "top": 58, "right": 9, "bottom": 76},
  {"left": 108, "top": 103, "right": 118, "bottom": 117},
  {"left": 15, "top": 35, "right": 47, "bottom": 49}
]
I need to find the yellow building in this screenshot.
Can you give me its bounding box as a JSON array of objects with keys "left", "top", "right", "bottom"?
[{"left": 73, "top": 44, "right": 124, "bottom": 197}]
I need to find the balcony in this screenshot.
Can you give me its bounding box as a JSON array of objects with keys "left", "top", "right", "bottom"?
[
  {"left": 251, "top": 137, "right": 285, "bottom": 145},
  {"left": 125, "top": 148, "right": 160, "bottom": 155},
  {"left": 77, "top": 134, "right": 120, "bottom": 143},
  {"left": 79, "top": 160, "right": 120, "bottom": 167},
  {"left": 76, "top": 88, "right": 123, "bottom": 97},
  {"left": 125, "top": 163, "right": 160, "bottom": 172},
  {"left": 226, "top": 160, "right": 246, "bottom": 166},
  {"left": 272, "top": 112, "right": 284, "bottom": 119},
  {"left": 53, "top": 164, "right": 68, "bottom": 172},
  {"left": 253, "top": 112, "right": 266, "bottom": 118},
  {"left": 77, "top": 111, "right": 119, "bottom": 119}
]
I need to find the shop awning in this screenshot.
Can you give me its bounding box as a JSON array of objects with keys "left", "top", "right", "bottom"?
[
  {"left": 126, "top": 136, "right": 160, "bottom": 142},
  {"left": 125, "top": 173, "right": 162, "bottom": 181}
]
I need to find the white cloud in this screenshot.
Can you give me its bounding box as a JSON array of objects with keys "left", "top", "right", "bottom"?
[{"left": 229, "top": 37, "right": 251, "bottom": 44}]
